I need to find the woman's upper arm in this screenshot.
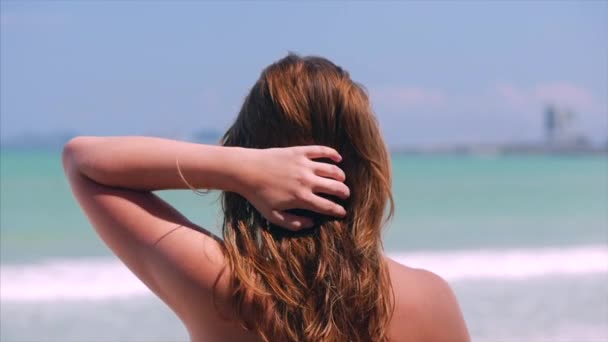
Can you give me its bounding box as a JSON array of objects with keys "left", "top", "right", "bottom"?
[{"left": 63, "top": 158, "right": 228, "bottom": 324}]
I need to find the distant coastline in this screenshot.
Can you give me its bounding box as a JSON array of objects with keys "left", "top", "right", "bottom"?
[
  {"left": 392, "top": 142, "right": 608, "bottom": 156},
  {"left": 1, "top": 131, "right": 606, "bottom": 156}
]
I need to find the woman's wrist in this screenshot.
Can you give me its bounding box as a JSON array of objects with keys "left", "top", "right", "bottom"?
[
  {"left": 216, "top": 146, "right": 252, "bottom": 195},
  {"left": 145, "top": 142, "right": 251, "bottom": 193}
]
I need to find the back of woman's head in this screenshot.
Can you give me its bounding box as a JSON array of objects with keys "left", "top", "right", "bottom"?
[{"left": 221, "top": 53, "right": 394, "bottom": 342}]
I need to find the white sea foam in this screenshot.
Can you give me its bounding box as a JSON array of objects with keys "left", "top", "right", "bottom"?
[
  {"left": 391, "top": 244, "right": 608, "bottom": 281},
  {"left": 1, "top": 245, "right": 607, "bottom": 302}
]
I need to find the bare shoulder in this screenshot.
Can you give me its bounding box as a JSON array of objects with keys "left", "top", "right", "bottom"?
[{"left": 385, "top": 257, "right": 470, "bottom": 342}]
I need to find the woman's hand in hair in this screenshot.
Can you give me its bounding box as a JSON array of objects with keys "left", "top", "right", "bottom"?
[{"left": 236, "top": 146, "right": 350, "bottom": 231}]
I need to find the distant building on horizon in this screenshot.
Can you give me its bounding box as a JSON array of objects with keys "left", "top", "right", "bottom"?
[{"left": 544, "top": 104, "right": 587, "bottom": 147}]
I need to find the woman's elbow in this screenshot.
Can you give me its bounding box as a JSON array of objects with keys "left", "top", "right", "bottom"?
[{"left": 62, "top": 136, "right": 98, "bottom": 176}]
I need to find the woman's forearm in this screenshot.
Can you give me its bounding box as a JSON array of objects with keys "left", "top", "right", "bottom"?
[{"left": 62, "top": 136, "right": 246, "bottom": 192}]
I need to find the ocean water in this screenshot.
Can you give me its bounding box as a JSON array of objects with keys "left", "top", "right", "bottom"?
[{"left": 1, "top": 149, "right": 607, "bottom": 341}]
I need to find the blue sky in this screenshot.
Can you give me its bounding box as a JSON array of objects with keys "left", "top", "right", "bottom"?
[{"left": 1, "top": 1, "right": 606, "bottom": 146}]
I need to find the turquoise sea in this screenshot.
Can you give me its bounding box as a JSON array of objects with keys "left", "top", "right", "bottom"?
[{"left": 1, "top": 149, "right": 607, "bottom": 341}]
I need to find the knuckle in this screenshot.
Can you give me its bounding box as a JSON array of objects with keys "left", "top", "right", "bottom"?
[
  {"left": 298, "top": 155, "right": 310, "bottom": 167},
  {"left": 295, "top": 171, "right": 308, "bottom": 184},
  {"left": 304, "top": 173, "right": 317, "bottom": 186},
  {"left": 295, "top": 188, "right": 309, "bottom": 200}
]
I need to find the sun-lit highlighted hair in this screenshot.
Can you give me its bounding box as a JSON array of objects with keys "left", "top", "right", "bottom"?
[{"left": 220, "top": 53, "right": 395, "bottom": 342}]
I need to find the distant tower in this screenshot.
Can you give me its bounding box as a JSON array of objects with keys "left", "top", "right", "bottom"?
[
  {"left": 544, "top": 104, "right": 577, "bottom": 146},
  {"left": 545, "top": 105, "right": 556, "bottom": 145}
]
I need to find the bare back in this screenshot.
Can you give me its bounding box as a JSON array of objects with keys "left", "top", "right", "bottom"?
[{"left": 184, "top": 251, "right": 470, "bottom": 342}]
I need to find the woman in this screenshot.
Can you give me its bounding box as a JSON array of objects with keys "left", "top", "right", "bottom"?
[{"left": 63, "top": 54, "right": 469, "bottom": 341}]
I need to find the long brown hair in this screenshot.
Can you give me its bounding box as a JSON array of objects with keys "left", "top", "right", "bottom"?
[{"left": 221, "top": 54, "right": 394, "bottom": 341}]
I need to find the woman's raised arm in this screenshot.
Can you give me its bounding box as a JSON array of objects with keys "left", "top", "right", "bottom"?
[{"left": 63, "top": 136, "right": 349, "bottom": 230}]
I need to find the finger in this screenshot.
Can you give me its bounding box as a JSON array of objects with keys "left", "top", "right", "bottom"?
[
  {"left": 301, "top": 194, "right": 347, "bottom": 218},
  {"left": 303, "top": 146, "right": 342, "bottom": 163},
  {"left": 312, "top": 177, "right": 350, "bottom": 199},
  {"left": 270, "top": 210, "right": 314, "bottom": 231},
  {"left": 313, "top": 162, "right": 346, "bottom": 182}
]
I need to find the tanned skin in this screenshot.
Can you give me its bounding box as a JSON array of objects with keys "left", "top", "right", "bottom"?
[{"left": 63, "top": 136, "right": 470, "bottom": 341}]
